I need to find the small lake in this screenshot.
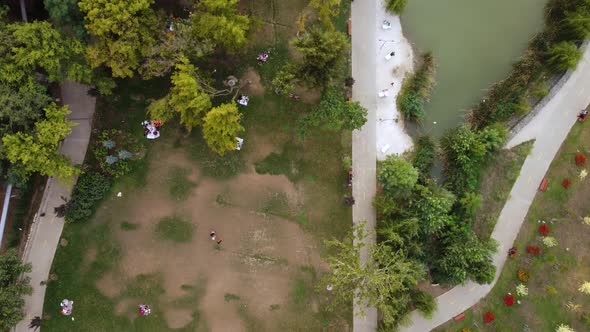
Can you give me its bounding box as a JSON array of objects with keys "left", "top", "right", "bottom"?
[{"left": 402, "top": 0, "right": 548, "bottom": 137}]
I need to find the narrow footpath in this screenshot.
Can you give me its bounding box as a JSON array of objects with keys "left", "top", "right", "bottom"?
[
  {"left": 400, "top": 42, "right": 590, "bottom": 332},
  {"left": 351, "top": 0, "right": 378, "bottom": 330},
  {"left": 14, "top": 81, "right": 95, "bottom": 332}
]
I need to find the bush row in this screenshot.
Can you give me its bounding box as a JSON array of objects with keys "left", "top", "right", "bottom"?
[{"left": 398, "top": 52, "right": 436, "bottom": 121}]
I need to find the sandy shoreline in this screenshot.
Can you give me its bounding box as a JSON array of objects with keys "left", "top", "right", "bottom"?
[{"left": 375, "top": 2, "right": 414, "bottom": 160}]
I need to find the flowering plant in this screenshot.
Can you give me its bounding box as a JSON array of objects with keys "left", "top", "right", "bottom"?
[
  {"left": 575, "top": 153, "right": 586, "bottom": 166},
  {"left": 503, "top": 294, "right": 515, "bottom": 306},
  {"left": 526, "top": 245, "right": 541, "bottom": 256},
  {"left": 483, "top": 311, "right": 495, "bottom": 323},
  {"left": 539, "top": 224, "right": 550, "bottom": 236},
  {"left": 562, "top": 178, "right": 571, "bottom": 188}
]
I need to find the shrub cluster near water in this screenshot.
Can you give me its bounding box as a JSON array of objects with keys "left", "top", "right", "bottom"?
[{"left": 397, "top": 52, "right": 436, "bottom": 121}]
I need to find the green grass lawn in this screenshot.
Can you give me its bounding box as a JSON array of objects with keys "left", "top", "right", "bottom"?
[
  {"left": 155, "top": 216, "right": 194, "bottom": 243},
  {"left": 435, "top": 123, "right": 590, "bottom": 332}
]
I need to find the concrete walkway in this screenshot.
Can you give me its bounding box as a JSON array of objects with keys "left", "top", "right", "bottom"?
[
  {"left": 14, "top": 81, "right": 95, "bottom": 332},
  {"left": 400, "top": 43, "right": 590, "bottom": 332},
  {"left": 351, "top": 0, "right": 378, "bottom": 330}
]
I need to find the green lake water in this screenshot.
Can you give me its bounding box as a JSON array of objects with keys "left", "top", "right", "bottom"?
[{"left": 401, "top": 0, "right": 548, "bottom": 137}]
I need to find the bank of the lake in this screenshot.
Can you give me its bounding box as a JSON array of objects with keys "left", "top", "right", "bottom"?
[{"left": 402, "top": 0, "right": 548, "bottom": 137}]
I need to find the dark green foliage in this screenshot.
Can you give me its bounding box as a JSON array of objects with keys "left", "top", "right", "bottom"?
[
  {"left": 385, "top": 0, "right": 408, "bottom": 14},
  {"left": 65, "top": 172, "right": 112, "bottom": 223},
  {"left": 546, "top": 41, "right": 583, "bottom": 72},
  {"left": 254, "top": 144, "right": 304, "bottom": 182},
  {"left": 299, "top": 87, "right": 367, "bottom": 135},
  {"left": 43, "top": 0, "right": 87, "bottom": 38},
  {"left": 432, "top": 229, "right": 497, "bottom": 285},
  {"left": 411, "top": 290, "right": 436, "bottom": 318},
  {"left": 0, "top": 80, "right": 51, "bottom": 137},
  {"left": 397, "top": 52, "right": 435, "bottom": 121},
  {"left": 378, "top": 155, "right": 419, "bottom": 198},
  {"left": 441, "top": 125, "right": 507, "bottom": 194},
  {"left": 412, "top": 136, "right": 435, "bottom": 178},
  {"left": 0, "top": 249, "right": 32, "bottom": 331},
  {"left": 457, "top": 192, "right": 483, "bottom": 221},
  {"left": 293, "top": 28, "right": 349, "bottom": 86},
  {"left": 410, "top": 185, "right": 456, "bottom": 236}
]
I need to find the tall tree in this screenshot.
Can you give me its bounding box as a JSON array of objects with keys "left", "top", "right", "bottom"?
[
  {"left": 322, "top": 222, "right": 424, "bottom": 328},
  {"left": 190, "top": 0, "right": 251, "bottom": 51},
  {"left": 2, "top": 103, "right": 78, "bottom": 181},
  {"left": 0, "top": 80, "right": 51, "bottom": 136},
  {"left": 168, "top": 57, "right": 212, "bottom": 131},
  {"left": 0, "top": 249, "right": 32, "bottom": 331},
  {"left": 79, "top": 0, "right": 158, "bottom": 78},
  {"left": 377, "top": 155, "right": 419, "bottom": 198},
  {"left": 546, "top": 41, "right": 583, "bottom": 72},
  {"left": 410, "top": 185, "right": 456, "bottom": 236},
  {"left": 293, "top": 28, "right": 349, "bottom": 86},
  {"left": 302, "top": 86, "right": 367, "bottom": 131},
  {"left": 44, "top": 0, "right": 86, "bottom": 37},
  {"left": 310, "top": 0, "right": 341, "bottom": 29},
  {"left": 202, "top": 102, "right": 243, "bottom": 156}
]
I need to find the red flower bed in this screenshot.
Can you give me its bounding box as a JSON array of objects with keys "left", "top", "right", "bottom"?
[
  {"left": 575, "top": 153, "right": 587, "bottom": 166},
  {"left": 526, "top": 245, "right": 541, "bottom": 256},
  {"left": 504, "top": 294, "right": 515, "bottom": 306},
  {"left": 538, "top": 224, "right": 550, "bottom": 236},
  {"left": 483, "top": 311, "right": 495, "bottom": 323},
  {"left": 562, "top": 178, "right": 571, "bottom": 189}
]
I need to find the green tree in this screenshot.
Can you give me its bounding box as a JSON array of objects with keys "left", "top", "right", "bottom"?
[
  {"left": 202, "top": 102, "right": 243, "bottom": 156},
  {"left": 378, "top": 155, "right": 419, "bottom": 198},
  {"left": 168, "top": 58, "right": 212, "bottom": 131},
  {"left": 322, "top": 222, "right": 425, "bottom": 329},
  {"left": 457, "top": 192, "right": 482, "bottom": 220},
  {"left": 433, "top": 230, "right": 497, "bottom": 284},
  {"left": 412, "top": 135, "right": 435, "bottom": 178},
  {"left": 385, "top": 0, "right": 408, "bottom": 14},
  {"left": 79, "top": 0, "right": 158, "bottom": 78},
  {"left": 0, "top": 249, "right": 32, "bottom": 331},
  {"left": 294, "top": 28, "right": 349, "bottom": 86},
  {"left": 411, "top": 185, "right": 456, "bottom": 235},
  {"left": 190, "top": 0, "right": 251, "bottom": 51},
  {"left": 272, "top": 64, "right": 297, "bottom": 95},
  {"left": 310, "top": 0, "right": 341, "bottom": 28},
  {"left": 302, "top": 87, "right": 367, "bottom": 131},
  {"left": 0, "top": 79, "right": 51, "bottom": 136},
  {"left": 44, "top": 0, "right": 86, "bottom": 37},
  {"left": 2, "top": 103, "right": 78, "bottom": 181},
  {"left": 546, "top": 41, "right": 583, "bottom": 72}
]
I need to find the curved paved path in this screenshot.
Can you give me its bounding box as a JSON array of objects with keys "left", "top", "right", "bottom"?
[
  {"left": 400, "top": 43, "right": 590, "bottom": 332},
  {"left": 14, "top": 81, "right": 95, "bottom": 332}
]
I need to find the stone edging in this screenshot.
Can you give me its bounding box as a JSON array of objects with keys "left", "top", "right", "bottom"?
[{"left": 508, "top": 40, "right": 590, "bottom": 140}]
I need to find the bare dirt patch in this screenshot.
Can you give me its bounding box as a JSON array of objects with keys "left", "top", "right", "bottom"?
[
  {"left": 241, "top": 68, "right": 265, "bottom": 96},
  {"left": 100, "top": 139, "right": 327, "bottom": 331},
  {"left": 96, "top": 271, "right": 123, "bottom": 299}
]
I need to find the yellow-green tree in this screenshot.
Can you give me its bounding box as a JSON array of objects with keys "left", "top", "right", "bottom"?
[
  {"left": 168, "top": 58, "right": 212, "bottom": 131},
  {"left": 191, "top": 0, "right": 251, "bottom": 51},
  {"left": 310, "top": 0, "right": 341, "bottom": 29},
  {"left": 79, "top": 0, "right": 158, "bottom": 78},
  {"left": 202, "top": 102, "right": 243, "bottom": 155},
  {"left": 2, "top": 103, "right": 78, "bottom": 181}
]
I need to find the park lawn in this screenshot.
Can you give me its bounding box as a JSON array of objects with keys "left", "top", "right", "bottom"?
[
  {"left": 434, "top": 122, "right": 590, "bottom": 332},
  {"left": 43, "top": 0, "right": 353, "bottom": 331},
  {"left": 473, "top": 140, "right": 534, "bottom": 239}
]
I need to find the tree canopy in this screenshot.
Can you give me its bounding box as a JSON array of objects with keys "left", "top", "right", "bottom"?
[
  {"left": 303, "top": 87, "right": 367, "bottom": 131},
  {"left": 0, "top": 249, "right": 32, "bottom": 331},
  {"left": 190, "top": 0, "right": 251, "bottom": 51},
  {"left": 202, "top": 102, "right": 243, "bottom": 155},
  {"left": 377, "top": 155, "right": 419, "bottom": 198},
  {"left": 2, "top": 103, "right": 78, "bottom": 182},
  {"left": 79, "top": 0, "right": 158, "bottom": 78}
]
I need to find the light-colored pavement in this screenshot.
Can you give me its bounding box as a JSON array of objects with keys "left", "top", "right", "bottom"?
[
  {"left": 351, "top": 0, "right": 378, "bottom": 329},
  {"left": 14, "top": 81, "right": 95, "bottom": 332},
  {"left": 400, "top": 43, "right": 590, "bottom": 332}
]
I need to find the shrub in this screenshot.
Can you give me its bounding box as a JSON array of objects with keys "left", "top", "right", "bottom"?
[
  {"left": 517, "top": 269, "right": 530, "bottom": 283},
  {"left": 397, "top": 53, "right": 436, "bottom": 121},
  {"left": 516, "top": 284, "right": 528, "bottom": 296},
  {"left": 483, "top": 311, "right": 495, "bottom": 323},
  {"left": 94, "top": 129, "right": 140, "bottom": 178},
  {"left": 504, "top": 294, "right": 515, "bottom": 306},
  {"left": 526, "top": 245, "right": 541, "bottom": 256},
  {"left": 65, "top": 172, "right": 112, "bottom": 223},
  {"left": 575, "top": 153, "right": 586, "bottom": 166},
  {"left": 539, "top": 223, "right": 550, "bottom": 236},
  {"left": 543, "top": 236, "right": 558, "bottom": 247},
  {"left": 562, "top": 178, "right": 572, "bottom": 188},
  {"left": 385, "top": 0, "right": 408, "bottom": 14},
  {"left": 412, "top": 290, "right": 436, "bottom": 318},
  {"left": 413, "top": 136, "right": 436, "bottom": 177},
  {"left": 377, "top": 155, "right": 418, "bottom": 198},
  {"left": 546, "top": 41, "right": 583, "bottom": 72}
]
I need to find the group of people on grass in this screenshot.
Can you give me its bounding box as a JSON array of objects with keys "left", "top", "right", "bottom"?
[{"left": 142, "top": 119, "right": 162, "bottom": 139}]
